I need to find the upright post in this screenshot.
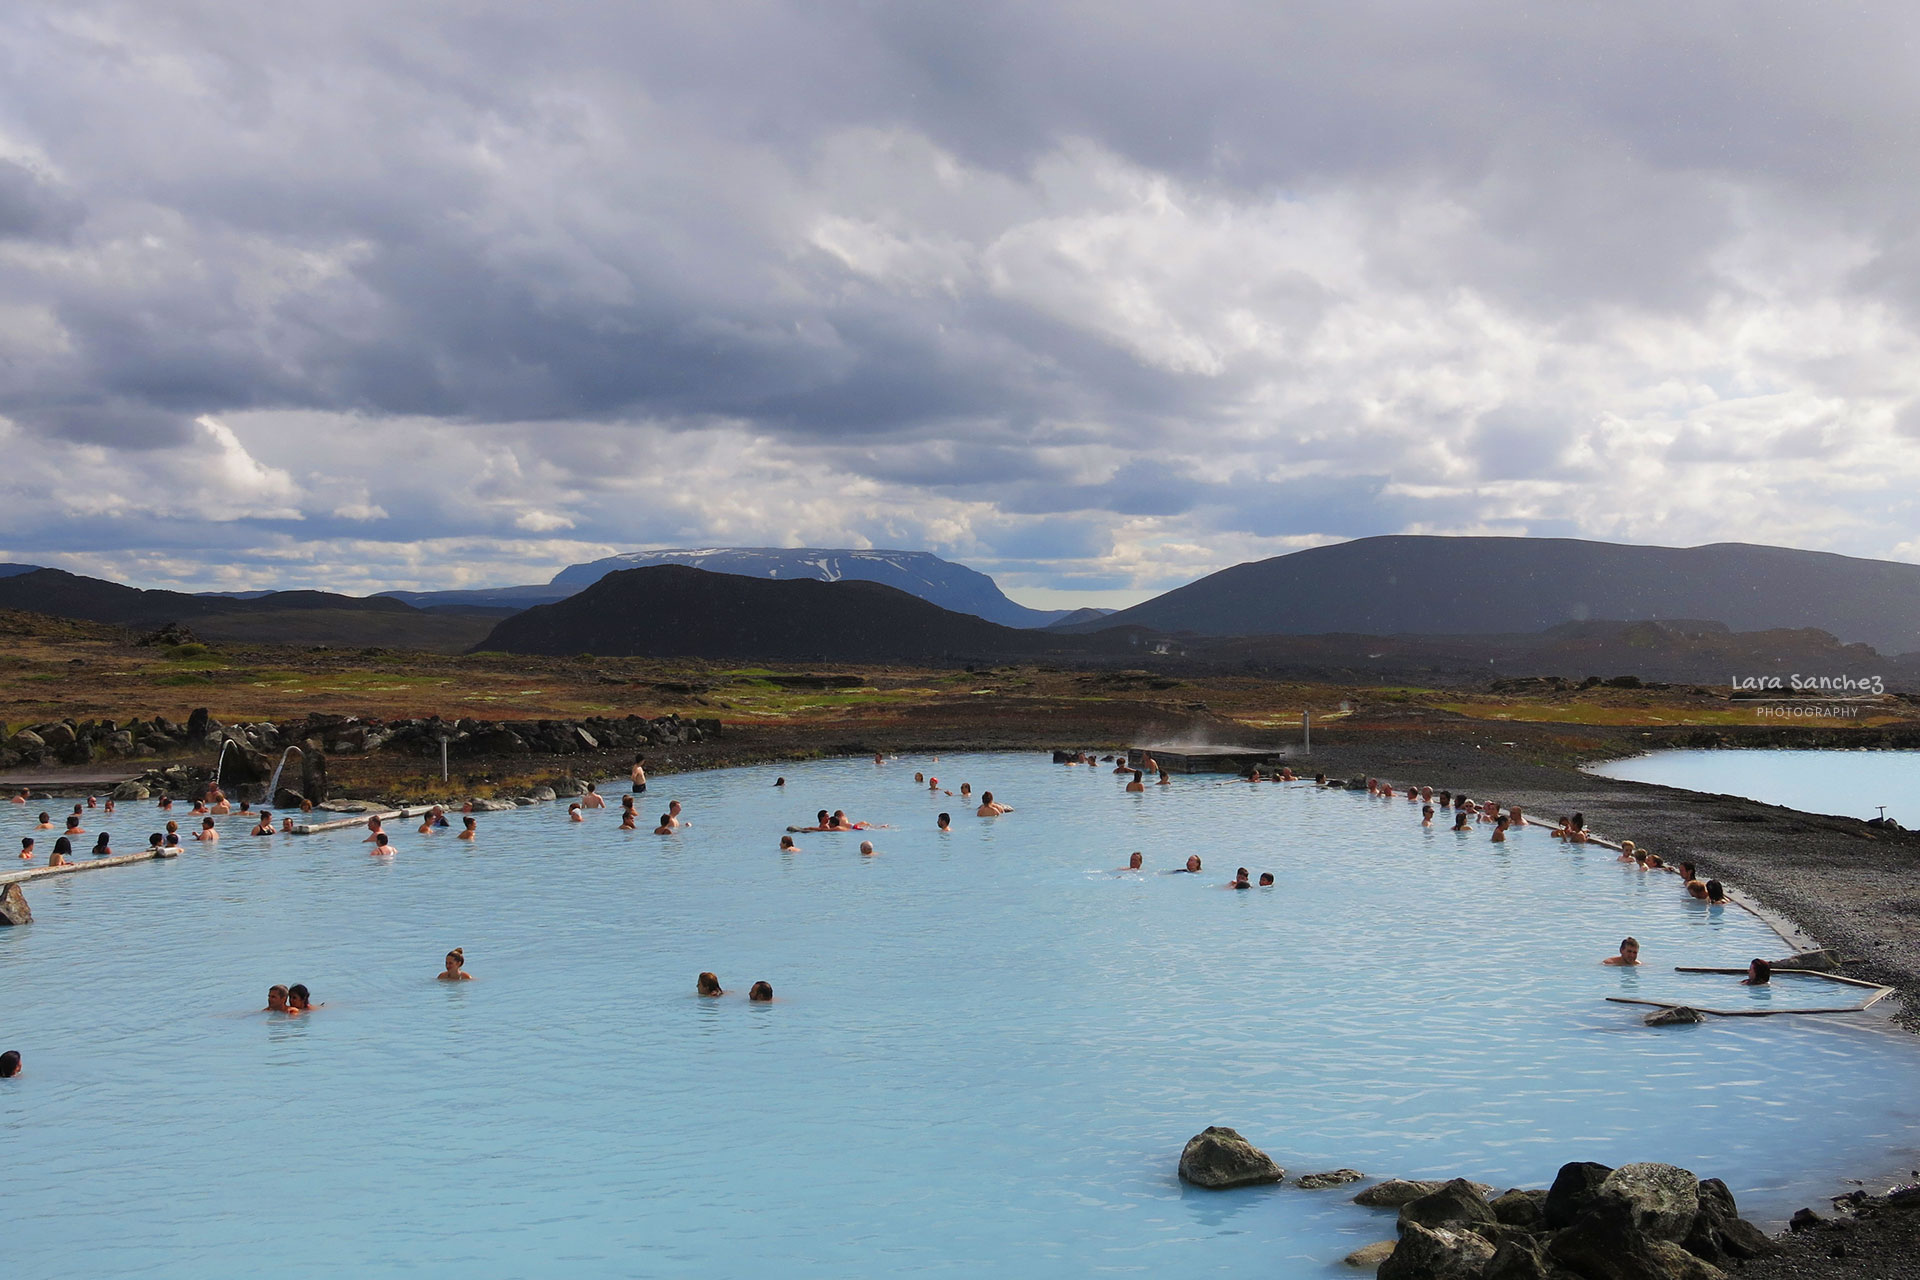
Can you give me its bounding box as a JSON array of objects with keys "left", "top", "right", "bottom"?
[
  {"left": 440, "top": 736, "right": 449, "bottom": 782},
  {"left": 1302, "top": 710, "right": 1311, "bottom": 754}
]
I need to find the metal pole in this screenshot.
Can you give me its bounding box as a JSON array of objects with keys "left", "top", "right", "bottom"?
[
  {"left": 1302, "top": 710, "right": 1310, "bottom": 754},
  {"left": 440, "top": 736, "right": 449, "bottom": 782}
]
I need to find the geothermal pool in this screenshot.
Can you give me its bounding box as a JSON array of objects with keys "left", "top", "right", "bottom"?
[
  {"left": 1588, "top": 747, "right": 1920, "bottom": 828},
  {"left": 4, "top": 752, "right": 1918, "bottom": 1278}
]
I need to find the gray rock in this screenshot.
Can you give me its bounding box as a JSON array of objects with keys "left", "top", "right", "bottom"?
[
  {"left": 1298, "top": 1169, "right": 1366, "bottom": 1189},
  {"left": 1644, "top": 1007, "right": 1704, "bottom": 1026},
  {"left": 1358, "top": 1179, "right": 1495, "bottom": 1208},
  {"left": 38, "top": 721, "right": 76, "bottom": 750},
  {"left": 1399, "top": 1179, "right": 1498, "bottom": 1232},
  {"left": 1593, "top": 1163, "right": 1699, "bottom": 1243},
  {"left": 1378, "top": 1222, "right": 1496, "bottom": 1280},
  {"left": 1481, "top": 1238, "right": 1554, "bottom": 1280},
  {"left": 0, "top": 882, "right": 31, "bottom": 926},
  {"left": 111, "top": 781, "right": 152, "bottom": 801},
  {"left": 468, "top": 798, "right": 518, "bottom": 812},
  {"left": 1645, "top": 1240, "right": 1727, "bottom": 1279},
  {"left": 574, "top": 726, "right": 599, "bottom": 750},
  {"left": 1176, "top": 1126, "right": 1284, "bottom": 1189},
  {"left": 317, "top": 799, "right": 381, "bottom": 813},
  {"left": 530, "top": 786, "right": 558, "bottom": 803},
  {"left": 1772, "top": 949, "right": 1841, "bottom": 972},
  {"left": 1490, "top": 1188, "right": 1548, "bottom": 1229},
  {"left": 9, "top": 728, "right": 45, "bottom": 753},
  {"left": 1543, "top": 1162, "right": 1614, "bottom": 1229},
  {"left": 512, "top": 796, "right": 538, "bottom": 806},
  {"left": 1345, "top": 1240, "right": 1397, "bottom": 1268}
]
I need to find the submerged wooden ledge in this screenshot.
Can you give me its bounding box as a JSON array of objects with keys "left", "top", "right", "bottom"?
[
  {"left": 1607, "top": 964, "right": 1895, "bottom": 1018},
  {"left": 0, "top": 846, "right": 180, "bottom": 886}
]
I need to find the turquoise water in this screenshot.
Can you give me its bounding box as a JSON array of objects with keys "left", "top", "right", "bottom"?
[
  {"left": 4, "top": 752, "right": 1918, "bottom": 1279},
  {"left": 1589, "top": 748, "right": 1920, "bottom": 827}
]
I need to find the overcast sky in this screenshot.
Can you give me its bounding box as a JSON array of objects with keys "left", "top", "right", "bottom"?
[{"left": 3, "top": 2, "right": 1919, "bottom": 606}]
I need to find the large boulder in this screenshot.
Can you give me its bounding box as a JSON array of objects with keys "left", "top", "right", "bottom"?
[
  {"left": 38, "top": 721, "right": 76, "bottom": 750},
  {"left": 1592, "top": 1164, "right": 1699, "bottom": 1244},
  {"left": 1344, "top": 1241, "right": 1397, "bottom": 1268},
  {"left": 0, "top": 882, "right": 31, "bottom": 926},
  {"left": 1298, "top": 1168, "right": 1365, "bottom": 1189},
  {"left": 1176, "top": 1126, "right": 1284, "bottom": 1189},
  {"left": 1682, "top": 1179, "right": 1781, "bottom": 1264},
  {"left": 112, "top": 781, "right": 152, "bottom": 802},
  {"left": 1482, "top": 1238, "right": 1554, "bottom": 1280},
  {"left": 1644, "top": 1007, "right": 1703, "bottom": 1026},
  {"left": 1378, "top": 1222, "right": 1496, "bottom": 1280},
  {"left": 1399, "top": 1179, "right": 1498, "bottom": 1232},
  {"left": 1491, "top": 1188, "right": 1549, "bottom": 1229},
  {"left": 1358, "top": 1178, "right": 1496, "bottom": 1208},
  {"left": 1544, "top": 1162, "right": 1615, "bottom": 1229}
]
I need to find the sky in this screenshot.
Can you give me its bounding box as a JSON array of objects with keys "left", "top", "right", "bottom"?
[{"left": 3, "top": 2, "right": 1920, "bottom": 609}]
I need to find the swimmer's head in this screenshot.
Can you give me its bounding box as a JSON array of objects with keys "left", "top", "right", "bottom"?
[
  {"left": 586, "top": 783, "right": 596, "bottom": 793},
  {"left": 1687, "top": 881, "right": 1708, "bottom": 899},
  {"left": 64, "top": 815, "right": 79, "bottom": 830},
  {"left": 659, "top": 814, "right": 672, "bottom": 827},
  {"left": 749, "top": 981, "right": 773, "bottom": 1002},
  {"left": 696, "top": 972, "right": 722, "bottom": 996},
  {"left": 859, "top": 840, "right": 875, "bottom": 855},
  {"left": 1185, "top": 855, "right": 1202, "bottom": 872},
  {"left": 774, "top": 777, "right": 785, "bottom": 786},
  {"left": 375, "top": 833, "right": 390, "bottom": 846},
  {"left": 937, "top": 813, "right": 950, "bottom": 828},
  {"left": 1705, "top": 879, "right": 1727, "bottom": 901},
  {"left": 287, "top": 984, "right": 311, "bottom": 1009},
  {"left": 1747, "top": 958, "right": 1772, "bottom": 984},
  {"left": 445, "top": 948, "right": 464, "bottom": 970},
  {"left": 1679, "top": 861, "right": 1697, "bottom": 880},
  {"left": 0, "top": 1049, "right": 21, "bottom": 1078},
  {"left": 1128, "top": 852, "right": 1143, "bottom": 870},
  {"left": 780, "top": 835, "right": 795, "bottom": 850},
  {"left": 1618, "top": 937, "right": 1640, "bottom": 962},
  {"left": 463, "top": 816, "right": 475, "bottom": 829},
  {"left": 266, "top": 985, "right": 289, "bottom": 1010},
  {"left": 1258, "top": 872, "right": 1274, "bottom": 886},
  {"left": 202, "top": 816, "right": 215, "bottom": 829},
  {"left": 1620, "top": 840, "right": 1635, "bottom": 853},
  {"left": 149, "top": 832, "right": 163, "bottom": 847},
  {"left": 52, "top": 837, "right": 71, "bottom": 856},
  {"left": 980, "top": 791, "right": 993, "bottom": 803}
]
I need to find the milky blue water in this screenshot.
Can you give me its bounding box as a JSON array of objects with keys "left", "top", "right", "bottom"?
[
  {"left": 4, "top": 752, "right": 1919, "bottom": 1279},
  {"left": 1589, "top": 748, "right": 1920, "bottom": 827}
]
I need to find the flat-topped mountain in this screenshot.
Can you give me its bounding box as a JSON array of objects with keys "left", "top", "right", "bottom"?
[
  {"left": 478, "top": 565, "right": 1111, "bottom": 661},
  {"left": 547, "top": 547, "right": 1078, "bottom": 628},
  {"left": 1071, "top": 536, "right": 1920, "bottom": 654}
]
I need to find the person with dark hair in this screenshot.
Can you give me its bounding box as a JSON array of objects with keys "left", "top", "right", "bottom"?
[
  {"left": 975, "top": 791, "right": 1012, "bottom": 817},
  {"left": 287, "top": 984, "right": 316, "bottom": 1013},
  {"left": 361, "top": 816, "right": 384, "bottom": 844},
  {"left": 1420, "top": 805, "right": 1435, "bottom": 827},
  {"left": 371, "top": 832, "right": 393, "bottom": 855},
  {"left": 567, "top": 802, "right": 584, "bottom": 823},
  {"left": 91, "top": 832, "right": 112, "bottom": 857},
  {"left": 163, "top": 833, "right": 181, "bottom": 849},
  {"left": 49, "top": 837, "right": 72, "bottom": 867},
  {"left": 18, "top": 836, "right": 33, "bottom": 861},
  {"left": 779, "top": 835, "right": 799, "bottom": 852},
  {"left": 1604, "top": 937, "right": 1641, "bottom": 966},
  {"left": 696, "top": 972, "right": 724, "bottom": 996},
  {"left": 1227, "top": 867, "right": 1251, "bottom": 890},
  {"left": 936, "top": 813, "right": 951, "bottom": 832},
  {"left": 438, "top": 948, "right": 472, "bottom": 981},
  {"left": 1676, "top": 861, "right": 1698, "bottom": 882},
  {"left": 64, "top": 813, "right": 84, "bottom": 837},
  {"left": 1451, "top": 812, "right": 1471, "bottom": 832},
  {"left": 458, "top": 816, "right": 477, "bottom": 841},
  {"left": 0, "top": 1049, "right": 21, "bottom": 1078},
  {"left": 1491, "top": 815, "right": 1509, "bottom": 844},
  {"left": 1158, "top": 769, "right": 1172, "bottom": 786},
  {"left": 1742, "top": 959, "right": 1772, "bottom": 986},
  {"left": 264, "top": 985, "right": 289, "bottom": 1012},
  {"left": 582, "top": 783, "right": 606, "bottom": 810},
  {"left": 1125, "top": 770, "right": 1145, "bottom": 793},
  {"left": 1686, "top": 880, "right": 1709, "bottom": 900},
  {"left": 1167, "top": 855, "right": 1202, "bottom": 874},
  {"left": 1115, "top": 852, "right": 1144, "bottom": 872},
  {"left": 773, "top": 776, "right": 785, "bottom": 787},
  {"left": 1705, "top": 879, "right": 1730, "bottom": 904},
  {"left": 631, "top": 754, "right": 648, "bottom": 793},
  {"left": 1258, "top": 872, "right": 1275, "bottom": 887},
  {"left": 748, "top": 981, "right": 773, "bottom": 1002},
  {"left": 252, "top": 811, "right": 275, "bottom": 836},
  {"left": 653, "top": 814, "right": 675, "bottom": 834},
  {"left": 194, "top": 816, "right": 218, "bottom": 843}
]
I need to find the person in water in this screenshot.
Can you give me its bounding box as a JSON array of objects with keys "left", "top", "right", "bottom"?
[
  {"left": 1125, "top": 770, "right": 1146, "bottom": 793},
  {"left": 1616, "top": 839, "right": 1637, "bottom": 862},
  {"left": 362, "top": 816, "right": 384, "bottom": 844},
  {"left": 1451, "top": 812, "right": 1471, "bottom": 832},
  {"left": 1742, "top": 958, "right": 1772, "bottom": 986},
  {"left": 1490, "top": 815, "right": 1509, "bottom": 843},
  {"left": 458, "top": 816, "right": 477, "bottom": 840},
  {"left": 280, "top": 817, "right": 295, "bottom": 833},
  {"left": 582, "top": 783, "right": 606, "bottom": 810},
  {"left": 1686, "top": 880, "right": 1709, "bottom": 900},
  {"left": 1167, "top": 855, "right": 1203, "bottom": 874},
  {"left": 1117, "top": 852, "right": 1144, "bottom": 872},
  {"left": 371, "top": 832, "right": 393, "bottom": 855},
  {"left": 1604, "top": 937, "right": 1641, "bottom": 966},
  {"left": 936, "top": 813, "right": 951, "bottom": 832},
  {"left": 64, "top": 814, "right": 84, "bottom": 837},
  {"left": 0, "top": 1049, "right": 20, "bottom": 1078},
  {"left": 1704, "top": 879, "right": 1730, "bottom": 904},
  {"left": 145, "top": 832, "right": 164, "bottom": 853},
  {"left": 631, "top": 754, "right": 648, "bottom": 793},
  {"left": 1258, "top": 872, "right": 1275, "bottom": 887},
  {"left": 667, "top": 799, "right": 689, "bottom": 828},
  {"left": 976, "top": 791, "right": 1012, "bottom": 817},
  {"left": 195, "top": 817, "right": 218, "bottom": 842},
  {"left": 91, "top": 832, "right": 112, "bottom": 857},
  {"left": 1227, "top": 867, "right": 1251, "bottom": 889},
  {"left": 265, "top": 985, "right": 289, "bottom": 1012},
  {"left": 18, "top": 836, "right": 33, "bottom": 861},
  {"left": 619, "top": 804, "right": 637, "bottom": 831},
  {"left": 696, "top": 972, "right": 725, "bottom": 996},
  {"left": 748, "top": 981, "right": 773, "bottom": 1002},
  {"left": 49, "top": 838, "right": 71, "bottom": 866},
  {"left": 958, "top": 783, "right": 972, "bottom": 799},
  {"left": 653, "top": 814, "right": 675, "bottom": 834},
  {"left": 438, "top": 948, "right": 472, "bottom": 981},
  {"left": 10, "top": 788, "right": 24, "bottom": 804},
  {"left": 1676, "top": 861, "right": 1698, "bottom": 882},
  {"left": 252, "top": 812, "right": 275, "bottom": 836},
  {"left": 859, "top": 840, "right": 877, "bottom": 856},
  {"left": 773, "top": 776, "right": 785, "bottom": 787},
  {"left": 1158, "top": 769, "right": 1172, "bottom": 786},
  {"left": 287, "top": 984, "right": 316, "bottom": 1013},
  {"left": 568, "top": 803, "right": 584, "bottom": 823},
  {"left": 1421, "top": 805, "right": 1435, "bottom": 827},
  {"left": 779, "top": 835, "right": 799, "bottom": 852}
]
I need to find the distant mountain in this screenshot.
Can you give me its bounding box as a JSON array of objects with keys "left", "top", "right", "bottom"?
[
  {"left": 378, "top": 584, "right": 577, "bottom": 611},
  {"left": 0, "top": 563, "right": 43, "bottom": 578},
  {"left": 0, "top": 568, "right": 493, "bottom": 652},
  {"left": 1045, "top": 606, "right": 1117, "bottom": 628},
  {"left": 1069, "top": 536, "right": 1920, "bottom": 654},
  {"left": 477, "top": 565, "right": 1118, "bottom": 661},
  {"left": 547, "top": 547, "right": 1078, "bottom": 628}
]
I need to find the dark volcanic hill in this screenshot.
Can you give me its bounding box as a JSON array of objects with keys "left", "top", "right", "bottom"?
[
  {"left": 1073, "top": 536, "right": 1920, "bottom": 654},
  {"left": 477, "top": 565, "right": 1111, "bottom": 661},
  {"left": 0, "top": 568, "right": 493, "bottom": 651}
]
